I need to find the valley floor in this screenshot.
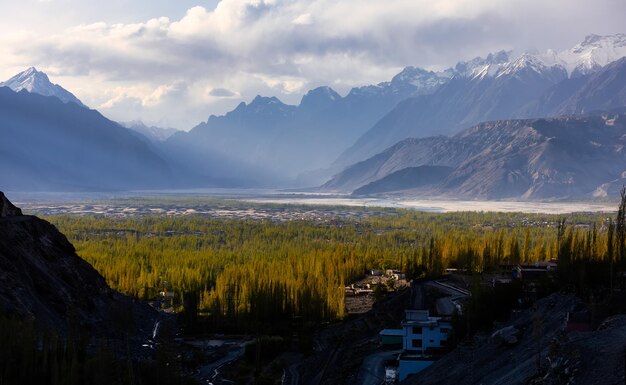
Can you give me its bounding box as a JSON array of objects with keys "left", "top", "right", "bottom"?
[{"left": 9, "top": 190, "right": 619, "bottom": 217}]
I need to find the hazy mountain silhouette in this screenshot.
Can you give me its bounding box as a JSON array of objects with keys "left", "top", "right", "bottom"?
[{"left": 0, "top": 88, "right": 175, "bottom": 191}]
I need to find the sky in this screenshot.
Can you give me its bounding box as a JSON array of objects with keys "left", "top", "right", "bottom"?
[{"left": 0, "top": 0, "right": 624, "bottom": 130}]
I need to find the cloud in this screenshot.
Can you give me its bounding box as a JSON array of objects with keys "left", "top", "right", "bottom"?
[
  {"left": 209, "top": 88, "right": 238, "bottom": 97},
  {"left": 2, "top": 0, "right": 625, "bottom": 129},
  {"left": 292, "top": 13, "right": 312, "bottom": 25}
]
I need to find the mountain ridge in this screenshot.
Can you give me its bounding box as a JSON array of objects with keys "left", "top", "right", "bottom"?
[
  {"left": 0, "top": 192, "right": 157, "bottom": 337},
  {"left": 0, "top": 87, "right": 176, "bottom": 191},
  {"left": 1, "top": 67, "right": 86, "bottom": 107},
  {"left": 323, "top": 111, "right": 626, "bottom": 200},
  {"left": 336, "top": 34, "right": 626, "bottom": 167}
]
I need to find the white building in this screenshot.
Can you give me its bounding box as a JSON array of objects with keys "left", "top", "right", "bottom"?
[
  {"left": 402, "top": 310, "right": 451, "bottom": 354},
  {"left": 382, "top": 309, "right": 452, "bottom": 381}
]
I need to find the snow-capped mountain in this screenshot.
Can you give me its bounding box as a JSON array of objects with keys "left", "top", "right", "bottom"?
[
  {"left": 382, "top": 66, "right": 452, "bottom": 95},
  {"left": 0, "top": 67, "right": 86, "bottom": 107},
  {"left": 439, "top": 34, "right": 626, "bottom": 82},
  {"left": 452, "top": 50, "right": 511, "bottom": 78},
  {"left": 335, "top": 34, "right": 626, "bottom": 167},
  {"left": 163, "top": 34, "right": 626, "bottom": 184},
  {"left": 542, "top": 33, "right": 626, "bottom": 77}
]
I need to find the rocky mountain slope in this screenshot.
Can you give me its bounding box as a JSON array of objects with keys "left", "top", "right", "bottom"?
[
  {"left": 405, "top": 292, "right": 626, "bottom": 385},
  {"left": 524, "top": 57, "right": 626, "bottom": 117},
  {"left": 0, "top": 192, "right": 156, "bottom": 337},
  {"left": 337, "top": 34, "right": 626, "bottom": 167},
  {"left": 352, "top": 166, "right": 454, "bottom": 196},
  {"left": 0, "top": 87, "right": 176, "bottom": 191},
  {"left": 1, "top": 67, "right": 86, "bottom": 107},
  {"left": 323, "top": 112, "right": 626, "bottom": 200}
]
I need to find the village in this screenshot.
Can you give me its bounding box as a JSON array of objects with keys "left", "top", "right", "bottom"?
[{"left": 341, "top": 260, "right": 565, "bottom": 383}]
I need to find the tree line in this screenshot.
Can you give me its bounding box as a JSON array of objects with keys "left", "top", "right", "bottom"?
[{"left": 47, "top": 209, "right": 616, "bottom": 332}]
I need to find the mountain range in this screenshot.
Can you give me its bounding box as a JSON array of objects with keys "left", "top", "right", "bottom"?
[
  {"left": 0, "top": 87, "right": 176, "bottom": 191},
  {"left": 1, "top": 33, "right": 626, "bottom": 199},
  {"left": 324, "top": 110, "right": 626, "bottom": 199},
  {"left": 336, "top": 34, "right": 626, "bottom": 167},
  {"left": 162, "top": 66, "right": 452, "bottom": 183},
  {"left": 164, "top": 33, "right": 626, "bottom": 185}
]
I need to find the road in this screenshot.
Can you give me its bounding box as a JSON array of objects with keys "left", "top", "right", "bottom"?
[
  {"left": 356, "top": 350, "right": 401, "bottom": 385},
  {"left": 281, "top": 362, "right": 300, "bottom": 385},
  {"left": 429, "top": 280, "right": 470, "bottom": 316},
  {"left": 196, "top": 341, "right": 249, "bottom": 384}
]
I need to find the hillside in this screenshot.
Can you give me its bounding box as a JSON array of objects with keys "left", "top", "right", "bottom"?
[
  {"left": 352, "top": 166, "right": 454, "bottom": 196},
  {"left": 405, "top": 293, "right": 626, "bottom": 385},
  {"left": 0, "top": 88, "right": 175, "bottom": 191},
  {"left": 323, "top": 112, "right": 626, "bottom": 200},
  {"left": 0, "top": 192, "right": 156, "bottom": 337}
]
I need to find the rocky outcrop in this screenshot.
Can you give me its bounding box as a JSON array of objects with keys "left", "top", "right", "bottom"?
[
  {"left": 0, "top": 192, "right": 22, "bottom": 217},
  {"left": 0, "top": 192, "right": 156, "bottom": 339}
]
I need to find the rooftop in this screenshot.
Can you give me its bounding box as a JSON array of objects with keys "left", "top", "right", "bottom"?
[{"left": 380, "top": 329, "right": 404, "bottom": 336}]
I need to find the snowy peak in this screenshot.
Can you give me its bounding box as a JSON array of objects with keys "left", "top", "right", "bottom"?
[
  {"left": 543, "top": 33, "right": 626, "bottom": 77},
  {"left": 390, "top": 66, "right": 451, "bottom": 92},
  {"left": 347, "top": 65, "right": 451, "bottom": 99},
  {"left": 391, "top": 66, "right": 432, "bottom": 82},
  {"left": 0, "top": 67, "right": 86, "bottom": 107},
  {"left": 495, "top": 53, "right": 567, "bottom": 82},
  {"left": 500, "top": 53, "right": 548, "bottom": 74},
  {"left": 450, "top": 34, "right": 626, "bottom": 81},
  {"left": 3, "top": 67, "right": 52, "bottom": 93},
  {"left": 569, "top": 33, "right": 626, "bottom": 77},
  {"left": 453, "top": 50, "right": 511, "bottom": 77}
]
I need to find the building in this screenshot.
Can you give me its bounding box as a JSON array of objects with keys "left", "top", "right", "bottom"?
[
  {"left": 381, "top": 309, "right": 452, "bottom": 381},
  {"left": 379, "top": 328, "right": 404, "bottom": 347},
  {"left": 385, "top": 269, "right": 405, "bottom": 280},
  {"left": 401, "top": 310, "right": 451, "bottom": 355}
]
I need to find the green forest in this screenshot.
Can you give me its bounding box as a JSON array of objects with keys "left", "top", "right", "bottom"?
[{"left": 46, "top": 207, "right": 623, "bottom": 333}]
